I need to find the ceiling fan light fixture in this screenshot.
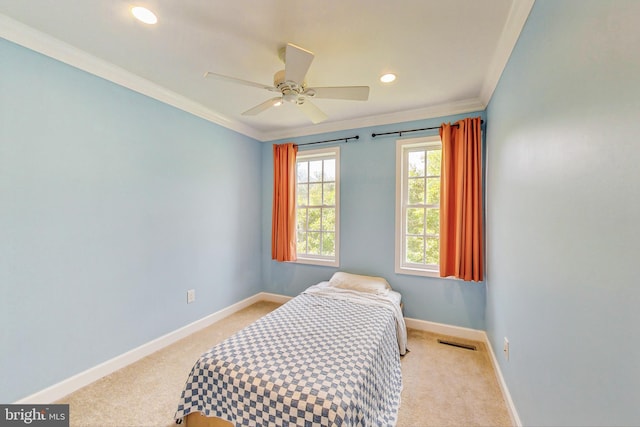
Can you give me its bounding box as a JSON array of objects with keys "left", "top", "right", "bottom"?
[
  {"left": 131, "top": 6, "right": 158, "bottom": 24},
  {"left": 282, "top": 92, "right": 299, "bottom": 104},
  {"left": 380, "top": 73, "right": 397, "bottom": 83}
]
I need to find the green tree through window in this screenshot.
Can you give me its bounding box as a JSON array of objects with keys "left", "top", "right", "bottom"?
[
  {"left": 295, "top": 147, "right": 340, "bottom": 266},
  {"left": 396, "top": 137, "right": 441, "bottom": 276}
]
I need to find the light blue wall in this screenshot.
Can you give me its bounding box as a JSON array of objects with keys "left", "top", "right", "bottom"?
[
  {"left": 485, "top": 1, "right": 640, "bottom": 425},
  {"left": 12, "top": 2, "right": 639, "bottom": 420},
  {"left": 261, "top": 113, "right": 487, "bottom": 330},
  {"left": 0, "top": 38, "right": 263, "bottom": 403}
]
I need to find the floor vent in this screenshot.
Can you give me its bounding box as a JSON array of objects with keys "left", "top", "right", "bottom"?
[{"left": 437, "top": 339, "right": 477, "bottom": 351}]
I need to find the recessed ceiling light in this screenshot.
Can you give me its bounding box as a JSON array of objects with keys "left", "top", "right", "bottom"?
[
  {"left": 131, "top": 6, "right": 158, "bottom": 24},
  {"left": 380, "top": 73, "right": 397, "bottom": 83}
]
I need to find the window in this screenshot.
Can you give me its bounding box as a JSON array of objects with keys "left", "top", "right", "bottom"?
[
  {"left": 396, "top": 136, "right": 441, "bottom": 277},
  {"left": 295, "top": 146, "right": 340, "bottom": 266}
]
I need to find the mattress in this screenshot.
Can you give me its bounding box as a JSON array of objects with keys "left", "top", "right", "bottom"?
[{"left": 174, "top": 283, "right": 406, "bottom": 426}]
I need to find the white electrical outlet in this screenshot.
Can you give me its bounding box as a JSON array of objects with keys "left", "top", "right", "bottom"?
[
  {"left": 503, "top": 337, "right": 510, "bottom": 361},
  {"left": 187, "top": 289, "right": 196, "bottom": 304}
]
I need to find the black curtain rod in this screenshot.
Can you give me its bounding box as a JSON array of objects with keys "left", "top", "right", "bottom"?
[
  {"left": 371, "top": 120, "right": 483, "bottom": 138},
  {"left": 296, "top": 135, "right": 359, "bottom": 146},
  {"left": 372, "top": 125, "right": 450, "bottom": 138}
]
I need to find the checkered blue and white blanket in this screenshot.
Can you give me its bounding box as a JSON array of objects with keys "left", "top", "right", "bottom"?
[{"left": 174, "top": 285, "right": 405, "bottom": 426}]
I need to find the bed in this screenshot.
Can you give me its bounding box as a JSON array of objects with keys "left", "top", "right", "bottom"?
[{"left": 174, "top": 272, "right": 407, "bottom": 427}]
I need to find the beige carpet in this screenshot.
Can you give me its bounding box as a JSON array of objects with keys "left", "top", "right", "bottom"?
[{"left": 56, "top": 301, "right": 511, "bottom": 427}]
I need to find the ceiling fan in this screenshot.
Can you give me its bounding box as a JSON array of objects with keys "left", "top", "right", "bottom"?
[{"left": 204, "top": 43, "right": 370, "bottom": 124}]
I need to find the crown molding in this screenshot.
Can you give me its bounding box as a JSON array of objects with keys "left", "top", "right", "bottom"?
[
  {"left": 479, "top": 0, "right": 535, "bottom": 106},
  {"left": 259, "top": 98, "right": 486, "bottom": 142},
  {"left": 3, "top": 0, "right": 530, "bottom": 144},
  {"left": 0, "top": 13, "right": 262, "bottom": 141}
]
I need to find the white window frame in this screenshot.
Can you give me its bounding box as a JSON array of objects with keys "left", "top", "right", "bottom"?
[
  {"left": 395, "top": 136, "right": 441, "bottom": 277},
  {"left": 295, "top": 146, "right": 340, "bottom": 267}
]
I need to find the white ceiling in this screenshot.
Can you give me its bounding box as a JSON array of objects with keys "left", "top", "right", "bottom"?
[{"left": 0, "top": 0, "right": 534, "bottom": 141}]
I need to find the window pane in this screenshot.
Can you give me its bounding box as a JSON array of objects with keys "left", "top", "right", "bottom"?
[
  {"left": 408, "top": 151, "right": 425, "bottom": 177},
  {"left": 297, "top": 184, "right": 308, "bottom": 206},
  {"left": 408, "top": 177, "right": 425, "bottom": 204},
  {"left": 426, "top": 178, "right": 440, "bottom": 205},
  {"left": 323, "top": 183, "right": 335, "bottom": 205},
  {"left": 294, "top": 147, "right": 339, "bottom": 265},
  {"left": 323, "top": 159, "right": 335, "bottom": 181},
  {"left": 297, "top": 162, "right": 308, "bottom": 183},
  {"left": 297, "top": 232, "right": 307, "bottom": 253},
  {"left": 427, "top": 150, "right": 441, "bottom": 176},
  {"left": 407, "top": 236, "right": 424, "bottom": 263},
  {"left": 322, "top": 232, "right": 335, "bottom": 256},
  {"left": 297, "top": 208, "right": 308, "bottom": 232},
  {"left": 426, "top": 208, "right": 439, "bottom": 235},
  {"left": 323, "top": 208, "right": 335, "bottom": 231},
  {"left": 398, "top": 139, "right": 441, "bottom": 274},
  {"left": 426, "top": 237, "right": 439, "bottom": 265},
  {"left": 309, "top": 183, "right": 323, "bottom": 205},
  {"left": 309, "top": 160, "right": 323, "bottom": 182},
  {"left": 308, "top": 208, "right": 321, "bottom": 231},
  {"left": 407, "top": 208, "right": 424, "bottom": 234},
  {"left": 307, "top": 232, "right": 321, "bottom": 254}
]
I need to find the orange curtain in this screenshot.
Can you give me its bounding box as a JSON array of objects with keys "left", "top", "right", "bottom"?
[
  {"left": 271, "top": 143, "right": 298, "bottom": 262},
  {"left": 439, "top": 117, "right": 484, "bottom": 282}
]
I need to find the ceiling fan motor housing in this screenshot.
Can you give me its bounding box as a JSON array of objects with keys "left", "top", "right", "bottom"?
[{"left": 274, "top": 70, "right": 307, "bottom": 104}]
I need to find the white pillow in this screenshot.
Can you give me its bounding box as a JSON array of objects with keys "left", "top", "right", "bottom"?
[{"left": 328, "top": 272, "right": 391, "bottom": 295}]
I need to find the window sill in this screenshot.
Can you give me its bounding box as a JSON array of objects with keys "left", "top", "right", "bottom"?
[
  {"left": 293, "top": 257, "right": 339, "bottom": 268},
  {"left": 395, "top": 265, "right": 440, "bottom": 278}
]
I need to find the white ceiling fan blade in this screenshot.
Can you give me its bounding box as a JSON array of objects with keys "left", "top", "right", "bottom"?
[
  {"left": 284, "top": 43, "right": 314, "bottom": 84},
  {"left": 204, "top": 71, "right": 277, "bottom": 92},
  {"left": 297, "top": 100, "right": 328, "bottom": 124},
  {"left": 308, "top": 86, "right": 370, "bottom": 101},
  {"left": 242, "top": 97, "right": 282, "bottom": 116}
]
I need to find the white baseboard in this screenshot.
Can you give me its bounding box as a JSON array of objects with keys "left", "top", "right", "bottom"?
[
  {"left": 16, "top": 292, "right": 520, "bottom": 427},
  {"left": 259, "top": 292, "right": 292, "bottom": 304},
  {"left": 404, "top": 317, "right": 486, "bottom": 341},
  {"left": 14, "top": 292, "right": 275, "bottom": 404},
  {"left": 481, "top": 331, "right": 522, "bottom": 427},
  {"left": 404, "top": 318, "right": 520, "bottom": 426}
]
